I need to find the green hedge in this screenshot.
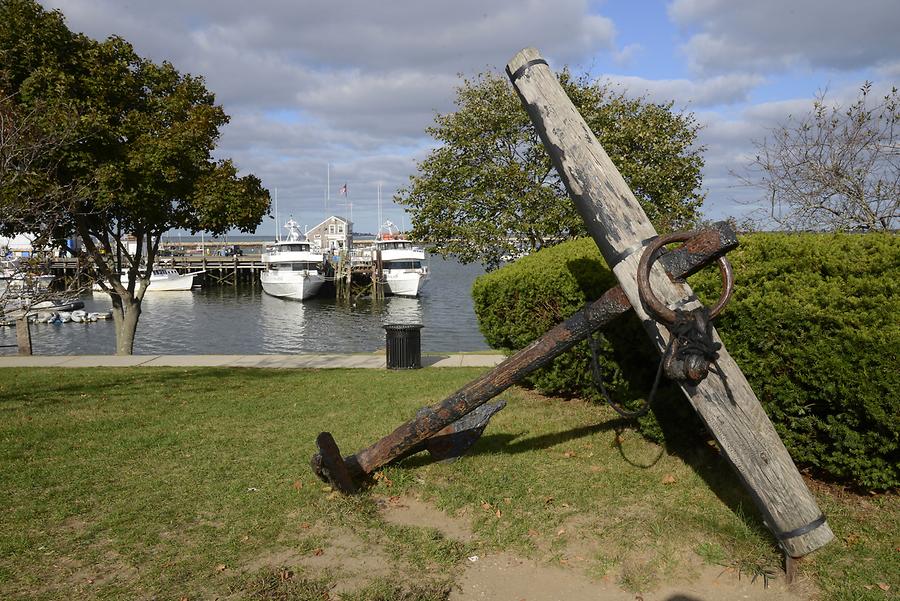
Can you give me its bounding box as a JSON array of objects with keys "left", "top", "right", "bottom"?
[{"left": 472, "top": 233, "right": 900, "bottom": 490}]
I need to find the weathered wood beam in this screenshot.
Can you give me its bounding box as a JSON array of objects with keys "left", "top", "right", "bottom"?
[{"left": 506, "top": 47, "right": 833, "bottom": 558}]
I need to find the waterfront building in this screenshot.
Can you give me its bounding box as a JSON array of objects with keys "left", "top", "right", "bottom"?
[
  {"left": 307, "top": 216, "right": 352, "bottom": 252},
  {"left": 1, "top": 233, "right": 82, "bottom": 258}
]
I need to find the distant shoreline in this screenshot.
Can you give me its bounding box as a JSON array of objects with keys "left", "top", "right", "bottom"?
[{"left": 163, "top": 232, "right": 378, "bottom": 243}]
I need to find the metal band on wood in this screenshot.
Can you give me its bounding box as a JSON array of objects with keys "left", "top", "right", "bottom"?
[
  {"left": 608, "top": 236, "right": 657, "bottom": 269},
  {"left": 508, "top": 58, "right": 549, "bottom": 83},
  {"left": 778, "top": 515, "right": 827, "bottom": 541}
]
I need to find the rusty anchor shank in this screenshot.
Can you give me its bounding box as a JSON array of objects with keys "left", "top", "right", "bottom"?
[{"left": 311, "top": 222, "right": 739, "bottom": 493}]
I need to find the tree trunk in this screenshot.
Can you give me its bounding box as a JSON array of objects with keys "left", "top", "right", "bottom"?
[
  {"left": 16, "top": 317, "right": 32, "bottom": 356},
  {"left": 109, "top": 292, "right": 142, "bottom": 356}
]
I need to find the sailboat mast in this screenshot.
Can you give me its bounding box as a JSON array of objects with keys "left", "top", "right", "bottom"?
[{"left": 377, "top": 182, "right": 383, "bottom": 231}]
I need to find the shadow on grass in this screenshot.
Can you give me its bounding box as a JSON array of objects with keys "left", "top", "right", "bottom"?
[
  {"left": 650, "top": 397, "right": 776, "bottom": 548},
  {"left": 394, "top": 408, "right": 775, "bottom": 551},
  {"left": 397, "top": 420, "right": 630, "bottom": 471},
  {"left": 0, "top": 366, "right": 304, "bottom": 409}
]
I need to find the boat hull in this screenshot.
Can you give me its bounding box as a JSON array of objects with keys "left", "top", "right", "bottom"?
[
  {"left": 261, "top": 272, "right": 325, "bottom": 300},
  {"left": 383, "top": 270, "right": 428, "bottom": 297},
  {"left": 0, "top": 274, "right": 54, "bottom": 292},
  {"left": 146, "top": 273, "right": 199, "bottom": 291},
  {"left": 92, "top": 271, "right": 202, "bottom": 292}
]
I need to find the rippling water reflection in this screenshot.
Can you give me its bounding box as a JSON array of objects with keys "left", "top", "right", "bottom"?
[{"left": 0, "top": 256, "right": 490, "bottom": 355}]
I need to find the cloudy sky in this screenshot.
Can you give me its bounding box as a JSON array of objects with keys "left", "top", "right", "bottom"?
[{"left": 40, "top": 0, "right": 900, "bottom": 235}]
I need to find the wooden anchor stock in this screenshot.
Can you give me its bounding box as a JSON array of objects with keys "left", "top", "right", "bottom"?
[
  {"left": 311, "top": 222, "right": 736, "bottom": 493},
  {"left": 506, "top": 47, "right": 834, "bottom": 559}
]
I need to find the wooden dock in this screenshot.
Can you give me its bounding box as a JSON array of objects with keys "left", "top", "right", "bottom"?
[
  {"left": 47, "top": 255, "right": 265, "bottom": 286},
  {"left": 46, "top": 252, "right": 379, "bottom": 295}
]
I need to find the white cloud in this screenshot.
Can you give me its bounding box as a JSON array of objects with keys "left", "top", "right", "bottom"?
[
  {"left": 39, "top": 0, "right": 621, "bottom": 230},
  {"left": 605, "top": 73, "right": 765, "bottom": 107},
  {"left": 876, "top": 61, "right": 900, "bottom": 80},
  {"left": 668, "top": 0, "right": 900, "bottom": 75},
  {"left": 613, "top": 43, "right": 642, "bottom": 68},
  {"left": 35, "top": 1, "right": 891, "bottom": 231}
]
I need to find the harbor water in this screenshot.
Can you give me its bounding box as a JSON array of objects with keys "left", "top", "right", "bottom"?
[{"left": 0, "top": 257, "right": 491, "bottom": 355}]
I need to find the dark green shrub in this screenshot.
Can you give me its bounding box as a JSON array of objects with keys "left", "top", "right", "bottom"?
[
  {"left": 472, "top": 238, "right": 691, "bottom": 440},
  {"left": 472, "top": 233, "right": 900, "bottom": 490}
]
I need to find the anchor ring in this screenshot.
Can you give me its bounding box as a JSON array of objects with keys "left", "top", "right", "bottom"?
[{"left": 636, "top": 231, "right": 734, "bottom": 326}]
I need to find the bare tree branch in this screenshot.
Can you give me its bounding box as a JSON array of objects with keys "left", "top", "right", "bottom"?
[{"left": 737, "top": 83, "right": 899, "bottom": 231}]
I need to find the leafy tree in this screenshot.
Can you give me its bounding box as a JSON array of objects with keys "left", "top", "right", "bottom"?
[
  {"left": 396, "top": 71, "right": 705, "bottom": 269},
  {"left": 0, "top": 92, "right": 78, "bottom": 232},
  {"left": 741, "top": 83, "right": 899, "bottom": 231},
  {"left": 0, "top": 0, "right": 270, "bottom": 354},
  {"left": 1, "top": 87, "right": 93, "bottom": 356}
]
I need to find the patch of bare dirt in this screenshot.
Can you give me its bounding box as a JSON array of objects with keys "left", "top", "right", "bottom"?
[
  {"left": 29, "top": 549, "right": 141, "bottom": 598},
  {"left": 70, "top": 550, "right": 139, "bottom": 589},
  {"left": 652, "top": 563, "right": 815, "bottom": 601},
  {"left": 451, "top": 552, "right": 812, "bottom": 601},
  {"left": 375, "top": 496, "right": 814, "bottom": 601},
  {"left": 451, "top": 552, "right": 632, "bottom": 600},
  {"left": 235, "top": 497, "right": 816, "bottom": 601},
  {"left": 241, "top": 528, "right": 394, "bottom": 595},
  {"left": 377, "top": 494, "right": 476, "bottom": 543}
]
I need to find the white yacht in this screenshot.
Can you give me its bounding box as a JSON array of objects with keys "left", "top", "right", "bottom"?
[
  {"left": 372, "top": 221, "right": 428, "bottom": 297},
  {"left": 143, "top": 269, "right": 205, "bottom": 291},
  {"left": 92, "top": 268, "right": 205, "bottom": 292},
  {"left": 260, "top": 219, "right": 325, "bottom": 300},
  {"left": 0, "top": 257, "right": 54, "bottom": 292}
]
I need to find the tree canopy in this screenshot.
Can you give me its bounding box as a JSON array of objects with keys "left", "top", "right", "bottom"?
[
  {"left": 742, "top": 83, "right": 899, "bottom": 231},
  {"left": 0, "top": 0, "right": 270, "bottom": 353},
  {"left": 396, "top": 70, "right": 705, "bottom": 269}
]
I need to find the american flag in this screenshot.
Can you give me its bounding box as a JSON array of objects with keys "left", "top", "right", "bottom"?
[{"left": 339, "top": 183, "right": 348, "bottom": 196}]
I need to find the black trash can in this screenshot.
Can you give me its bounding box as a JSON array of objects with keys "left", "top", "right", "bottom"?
[{"left": 384, "top": 323, "right": 423, "bottom": 369}]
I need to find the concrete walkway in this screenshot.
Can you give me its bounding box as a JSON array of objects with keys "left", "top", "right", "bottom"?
[{"left": 0, "top": 353, "right": 506, "bottom": 369}]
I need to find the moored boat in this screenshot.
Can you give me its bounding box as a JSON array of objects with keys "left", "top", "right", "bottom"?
[
  {"left": 143, "top": 269, "right": 205, "bottom": 291},
  {"left": 260, "top": 219, "right": 325, "bottom": 300},
  {"left": 0, "top": 258, "right": 54, "bottom": 292},
  {"left": 93, "top": 269, "right": 205, "bottom": 292},
  {"left": 372, "top": 221, "right": 428, "bottom": 297}
]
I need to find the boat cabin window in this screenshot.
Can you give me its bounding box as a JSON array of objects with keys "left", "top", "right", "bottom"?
[
  {"left": 378, "top": 241, "right": 411, "bottom": 250},
  {"left": 279, "top": 243, "right": 310, "bottom": 252},
  {"left": 270, "top": 262, "right": 319, "bottom": 271},
  {"left": 383, "top": 260, "right": 422, "bottom": 270}
]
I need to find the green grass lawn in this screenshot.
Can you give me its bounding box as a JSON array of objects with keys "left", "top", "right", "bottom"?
[{"left": 0, "top": 367, "right": 896, "bottom": 600}]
